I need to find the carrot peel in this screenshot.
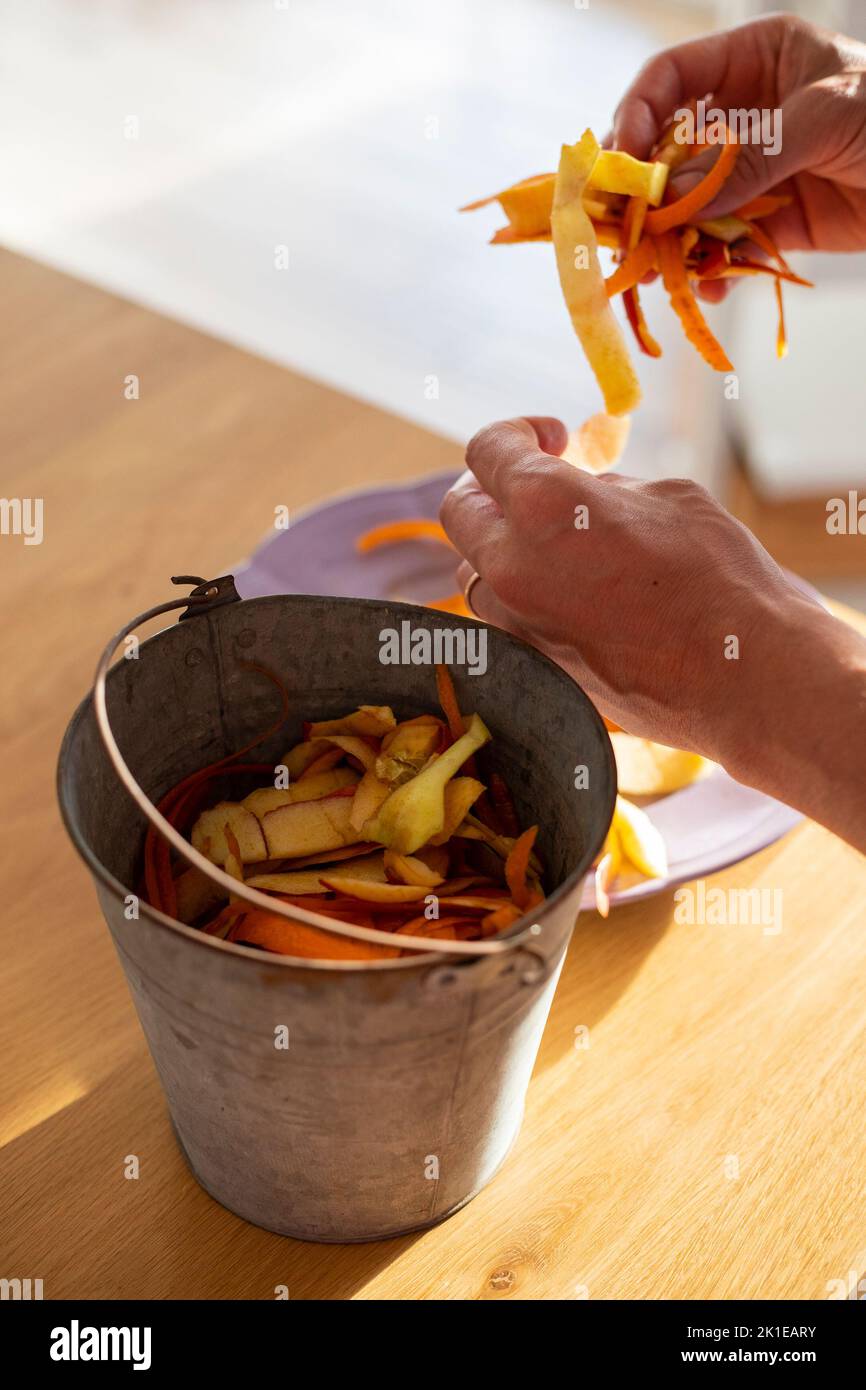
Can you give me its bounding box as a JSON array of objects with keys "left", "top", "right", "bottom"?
[
  {"left": 623, "top": 285, "right": 662, "bottom": 358},
  {"left": 505, "top": 826, "right": 538, "bottom": 912},
  {"left": 655, "top": 231, "right": 732, "bottom": 372},
  {"left": 605, "top": 236, "right": 658, "bottom": 298},
  {"left": 774, "top": 277, "right": 787, "bottom": 360},
  {"left": 645, "top": 129, "right": 739, "bottom": 235},
  {"left": 435, "top": 663, "right": 465, "bottom": 743},
  {"left": 356, "top": 520, "right": 451, "bottom": 553}
]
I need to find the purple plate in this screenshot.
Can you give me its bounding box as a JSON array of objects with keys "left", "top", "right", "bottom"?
[
  {"left": 236, "top": 471, "right": 463, "bottom": 605},
  {"left": 235, "top": 471, "right": 803, "bottom": 912}
]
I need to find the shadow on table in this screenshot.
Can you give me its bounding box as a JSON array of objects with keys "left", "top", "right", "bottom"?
[
  {"left": 0, "top": 895, "right": 674, "bottom": 1299},
  {"left": 533, "top": 892, "right": 675, "bottom": 1073},
  {"left": 0, "top": 1051, "right": 421, "bottom": 1300}
]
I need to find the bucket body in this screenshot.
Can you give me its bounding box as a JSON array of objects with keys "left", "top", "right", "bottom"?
[{"left": 58, "top": 594, "right": 615, "bottom": 1241}]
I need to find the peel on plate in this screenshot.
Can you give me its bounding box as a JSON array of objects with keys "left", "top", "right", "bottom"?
[{"left": 611, "top": 734, "right": 715, "bottom": 797}]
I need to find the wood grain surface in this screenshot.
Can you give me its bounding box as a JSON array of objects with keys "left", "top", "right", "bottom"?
[{"left": 1, "top": 250, "right": 864, "bottom": 1300}]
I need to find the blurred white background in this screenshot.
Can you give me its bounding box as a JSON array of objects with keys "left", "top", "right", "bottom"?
[
  {"left": 0, "top": 0, "right": 724, "bottom": 486},
  {"left": 1, "top": 0, "right": 864, "bottom": 561}
]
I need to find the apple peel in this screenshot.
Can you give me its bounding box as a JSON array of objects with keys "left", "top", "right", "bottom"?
[{"left": 551, "top": 131, "right": 642, "bottom": 418}]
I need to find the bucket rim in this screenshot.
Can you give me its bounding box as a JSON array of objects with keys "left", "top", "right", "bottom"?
[{"left": 56, "top": 591, "right": 617, "bottom": 973}]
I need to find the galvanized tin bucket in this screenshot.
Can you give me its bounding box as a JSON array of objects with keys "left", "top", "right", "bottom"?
[{"left": 57, "top": 578, "right": 615, "bottom": 1242}]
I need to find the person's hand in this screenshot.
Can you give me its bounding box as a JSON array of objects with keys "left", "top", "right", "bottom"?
[
  {"left": 441, "top": 416, "right": 806, "bottom": 758},
  {"left": 613, "top": 13, "right": 866, "bottom": 286},
  {"left": 441, "top": 418, "right": 866, "bottom": 849}
]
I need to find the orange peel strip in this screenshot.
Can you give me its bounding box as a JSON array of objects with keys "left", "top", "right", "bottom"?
[
  {"left": 723, "top": 261, "right": 812, "bottom": 288},
  {"left": 736, "top": 194, "right": 792, "bottom": 220},
  {"left": 655, "top": 230, "right": 732, "bottom": 372},
  {"left": 774, "top": 277, "right": 787, "bottom": 360},
  {"left": 743, "top": 220, "right": 793, "bottom": 275},
  {"left": 427, "top": 594, "right": 473, "bottom": 616},
  {"left": 645, "top": 129, "right": 739, "bottom": 235},
  {"left": 605, "top": 236, "right": 658, "bottom": 298},
  {"left": 356, "top": 520, "right": 451, "bottom": 553},
  {"left": 505, "top": 826, "right": 538, "bottom": 911},
  {"left": 490, "top": 226, "right": 551, "bottom": 245},
  {"left": 622, "top": 285, "right": 662, "bottom": 358},
  {"left": 435, "top": 663, "right": 465, "bottom": 742}
]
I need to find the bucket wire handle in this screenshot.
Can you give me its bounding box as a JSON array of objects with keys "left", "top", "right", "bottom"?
[{"left": 92, "top": 577, "right": 544, "bottom": 960}]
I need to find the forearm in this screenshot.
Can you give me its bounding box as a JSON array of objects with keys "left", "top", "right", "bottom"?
[
  {"left": 718, "top": 596, "right": 866, "bottom": 852},
  {"left": 442, "top": 421, "right": 866, "bottom": 856}
]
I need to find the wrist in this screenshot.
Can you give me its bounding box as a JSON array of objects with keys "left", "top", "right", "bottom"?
[{"left": 718, "top": 594, "right": 866, "bottom": 849}]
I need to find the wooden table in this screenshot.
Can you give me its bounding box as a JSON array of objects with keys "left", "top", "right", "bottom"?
[{"left": 2, "top": 250, "right": 865, "bottom": 1301}]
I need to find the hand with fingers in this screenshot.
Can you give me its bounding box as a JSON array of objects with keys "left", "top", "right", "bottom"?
[
  {"left": 441, "top": 418, "right": 866, "bottom": 853},
  {"left": 611, "top": 12, "right": 866, "bottom": 302}
]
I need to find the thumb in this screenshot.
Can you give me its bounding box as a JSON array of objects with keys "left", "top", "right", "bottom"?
[
  {"left": 666, "top": 93, "right": 816, "bottom": 219},
  {"left": 515, "top": 415, "right": 570, "bottom": 456}
]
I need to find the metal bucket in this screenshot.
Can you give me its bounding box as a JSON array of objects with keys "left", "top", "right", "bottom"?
[{"left": 57, "top": 583, "right": 615, "bottom": 1242}]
